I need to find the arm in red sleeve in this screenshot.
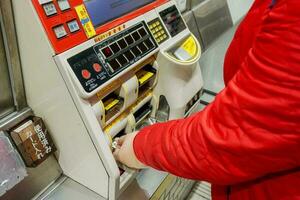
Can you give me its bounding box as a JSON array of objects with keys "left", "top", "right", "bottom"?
[{"left": 133, "top": 0, "right": 300, "bottom": 185}]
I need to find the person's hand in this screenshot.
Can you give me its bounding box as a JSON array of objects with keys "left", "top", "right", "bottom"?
[{"left": 113, "top": 131, "right": 147, "bottom": 169}]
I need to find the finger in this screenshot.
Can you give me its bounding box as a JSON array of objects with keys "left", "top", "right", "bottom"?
[
  {"left": 117, "top": 135, "right": 127, "bottom": 146},
  {"left": 113, "top": 148, "right": 121, "bottom": 161}
]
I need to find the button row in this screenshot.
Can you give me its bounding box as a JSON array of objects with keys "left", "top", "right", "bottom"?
[
  {"left": 148, "top": 19, "right": 169, "bottom": 44},
  {"left": 42, "top": 0, "right": 70, "bottom": 17},
  {"left": 81, "top": 63, "right": 102, "bottom": 80},
  {"left": 100, "top": 28, "right": 148, "bottom": 58},
  {"left": 53, "top": 20, "right": 80, "bottom": 39},
  {"left": 107, "top": 39, "right": 155, "bottom": 73}
]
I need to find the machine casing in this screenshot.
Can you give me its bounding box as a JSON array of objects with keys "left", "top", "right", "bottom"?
[{"left": 12, "top": 0, "right": 203, "bottom": 199}]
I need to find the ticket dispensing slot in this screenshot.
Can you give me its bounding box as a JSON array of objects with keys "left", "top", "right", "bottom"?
[
  {"left": 136, "top": 64, "right": 157, "bottom": 97},
  {"left": 102, "top": 89, "right": 124, "bottom": 123},
  {"left": 133, "top": 101, "right": 153, "bottom": 125}
]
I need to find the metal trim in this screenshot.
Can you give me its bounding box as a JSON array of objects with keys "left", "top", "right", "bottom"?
[
  {"left": 0, "top": 107, "right": 33, "bottom": 131},
  {"left": 0, "top": 0, "right": 27, "bottom": 110}
]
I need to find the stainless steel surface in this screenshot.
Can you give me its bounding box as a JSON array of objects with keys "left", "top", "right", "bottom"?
[
  {"left": 0, "top": 2, "right": 61, "bottom": 198},
  {"left": 191, "top": 0, "right": 206, "bottom": 8},
  {"left": 155, "top": 96, "right": 170, "bottom": 122},
  {"left": 199, "top": 22, "right": 238, "bottom": 93},
  {"left": 0, "top": 107, "right": 62, "bottom": 200},
  {"left": 39, "top": 177, "right": 105, "bottom": 200},
  {"left": 192, "top": 0, "right": 233, "bottom": 50},
  {"left": 0, "top": 107, "right": 32, "bottom": 130},
  {"left": 187, "top": 182, "right": 211, "bottom": 200},
  {"left": 135, "top": 117, "right": 158, "bottom": 131},
  {"left": 0, "top": 17, "right": 14, "bottom": 119},
  {"left": 0, "top": 0, "right": 27, "bottom": 110},
  {"left": 1, "top": 155, "right": 62, "bottom": 200},
  {"left": 119, "top": 180, "right": 149, "bottom": 200},
  {"left": 182, "top": 11, "right": 204, "bottom": 51},
  {"left": 35, "top": 169, "right": 167, "bottom": 200}
]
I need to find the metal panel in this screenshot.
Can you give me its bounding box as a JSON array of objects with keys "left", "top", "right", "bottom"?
[
  {"left": 36, "top": 177, "right": 105, "bottom": 200},
  {"left": 199, "top": 22, "right": 238, "bottom": 93},
  {"left": 1, "top": 156, "right": 62, "bottom": 200},
  {"left": 0, "top": 0, "right": 27, "bottom": 111},
  {"left": 192, "top": 0, "right": 233, "bottom": 50},
  {"left": 182, "top": 11, "right": 204, "bottom": 50},
  {"left": 0, "top": 1, "right": 62, "bottom": 200},
  {"left": 0, "top": 22, "right": 14, "bottom": 119},
  {"left": 191, "top": 0, "right": 206, "bottom": 8}
]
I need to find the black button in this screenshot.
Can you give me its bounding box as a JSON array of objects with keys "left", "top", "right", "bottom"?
[
  {"left": 124, "top": 51, "right": 135, "bottom": 61},
  {"left": 117, "top": 55, "right": 128, "bottom": 66},
  {"left": 144, "top": 39, "right": 154, "bottom": 49},
  {"left": 87, "top": 54, "right": 98, "bottom": 62},
  {"left": 110, "top": 43, "right": 120, "bottom": 54},
  {"left": 108, "top": 59, "right": 120, "bottom": 72},
  {"left": 80, "top": 59, "right": 88, "bottom": 65},
  {"left": 125, "top": 35, "right": 134, "bottom": 45},
  {"left": 131, "top": 46, "right": 142, "bottom": 57},
  {"left": 132, "top": 32, "right": 141, "bottom": 41},
  {"left": 101, "top": 47, "right": 113, "bottom": 58},
  {"left": 138, "top": 42, "right": 148, "bottom": 53},
  {"left": 138, "top": 28, "right": 147, "bottom": 37},
  {"left": 117, "top": 39, "right": 127, "bottom": 49}
]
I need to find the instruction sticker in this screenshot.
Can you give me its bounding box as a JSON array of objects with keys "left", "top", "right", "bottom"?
[
  {"left": 181, "top": 36, "right": 197, "bottom": 58},
  {"left": 75, "top": 5, "right": 96, "bottom": 38},
  {"left": 138, "top": 71, "right": 154, "bottom": 85}
]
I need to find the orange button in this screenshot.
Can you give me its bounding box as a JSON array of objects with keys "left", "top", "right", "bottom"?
[
  {"left": 93, "top": 63, "right": 102, "bottom": 72},
  {"left": 82, "top": 69, "right": 91, "bottom": 79}
]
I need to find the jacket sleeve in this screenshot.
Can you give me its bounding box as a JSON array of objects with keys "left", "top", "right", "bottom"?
[{"left": 133, "top": 1, "right": 300, "bottom": 185}]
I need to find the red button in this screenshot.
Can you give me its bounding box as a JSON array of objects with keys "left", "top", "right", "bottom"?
[
  {"left": 81, "top": 69, "right": 91, "bottom": 79},
  {"left": 93, "top": 63, "right": 102, "bottom": 72}
]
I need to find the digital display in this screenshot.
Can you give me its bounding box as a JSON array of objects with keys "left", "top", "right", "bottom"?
[
  {"left": 160, "top": 5, "right": 186, "bottom": 37},
  {"left": 84, "top": 0, "right": 155, "bottom": 28}
]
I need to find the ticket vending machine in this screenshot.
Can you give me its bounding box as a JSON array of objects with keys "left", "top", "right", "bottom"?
[{"left": 12, "top": 0, "right": 203, "bottom": 199}]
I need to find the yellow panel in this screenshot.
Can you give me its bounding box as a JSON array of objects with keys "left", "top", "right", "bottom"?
[{"left": 75, "top": 5, "right": 96, "bottom": 38}]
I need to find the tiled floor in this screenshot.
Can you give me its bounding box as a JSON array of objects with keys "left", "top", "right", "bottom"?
[{"left": 187, "top": 182, "right": 212, "bottom": 200}]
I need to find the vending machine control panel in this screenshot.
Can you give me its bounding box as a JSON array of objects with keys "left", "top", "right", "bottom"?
[
  {"left": 68, "top": 22, "right": 157, "bottom": 93},
  {"left": 16, "top": 0, "right": 204, "bottom": 199}
]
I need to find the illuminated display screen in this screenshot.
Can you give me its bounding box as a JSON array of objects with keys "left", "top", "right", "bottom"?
[{"left": 84, "top": 0, "right": 155, "bottom": 28}]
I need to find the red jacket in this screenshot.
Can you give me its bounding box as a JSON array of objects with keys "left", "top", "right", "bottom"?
[{"left": 133, "top": 0, "right": 300, "bottom": 199}]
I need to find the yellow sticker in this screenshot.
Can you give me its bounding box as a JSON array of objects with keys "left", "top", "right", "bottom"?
[
  {"left": 104, "top": 99, "right": 120, "bottom": 111},
  {"left": 181, "top": 36, "right": 197, "bottom": 57},
  {"left": 138, "top": 71, "right": 154, "bottom": 85},
  {"left": 75, "top": 5, "right": 96, "bottom": 38}
]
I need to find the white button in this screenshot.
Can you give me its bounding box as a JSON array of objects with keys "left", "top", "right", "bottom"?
[
  {"left": 67, "top": 20, "right": 80, "bottom": 33},
  {"left": 57, "top": 0, "right": 70, "bottom": 11},
  {"left": 43, "top": 2, "right": 57, "bottom": 16},
  {"left": 53, "top": 25, "right": 67, "bottom": 39}
]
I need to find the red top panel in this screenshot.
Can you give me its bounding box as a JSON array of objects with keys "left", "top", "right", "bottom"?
[{"left": 32, "top": 0, "right": 168, "bottom": 54}]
